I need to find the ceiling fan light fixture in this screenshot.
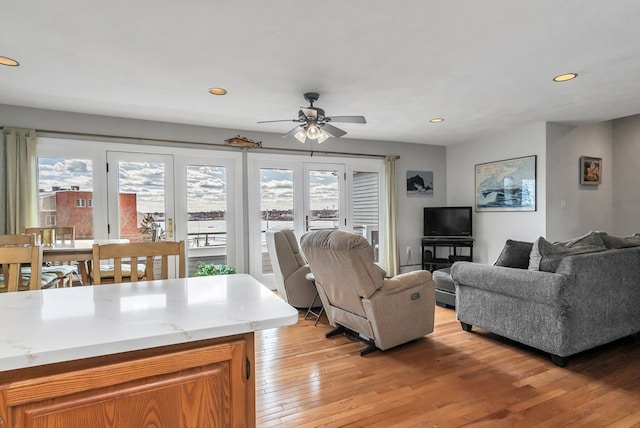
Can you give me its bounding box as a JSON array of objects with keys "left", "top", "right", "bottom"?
[
  {"left": 306, "top": 124, "right": 321, "bottom": 140},
  {"left": 317, "top": 131, "right": 330, "bottom": 144},
  {"left": 294, "top": 128, "right": 307, "bottom": 143},
  {"left": 553, "top": 73, "right": 578, "bottom": 82}
]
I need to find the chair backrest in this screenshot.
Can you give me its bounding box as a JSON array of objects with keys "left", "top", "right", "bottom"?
[
  {"left": 266, "top": 228, "right": 305, "bottom": 299},
  {"left": 24, "top": 226, "right": 75, "bottom": 244},
  {"left": 300, "top": 229, "right": 384, "bottom": 317},
  {"left": 0, "top": 234, "right": 36, "bottom": 246},
  {"left": 0, "top": 245, "right": 42, "bottom": 292},
  {"left": 92, "top": 241, "right": 186, "bottom": 284}
]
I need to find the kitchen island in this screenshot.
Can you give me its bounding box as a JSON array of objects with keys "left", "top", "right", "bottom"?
[{"left": 0, "top": 274, "right": 298, "bottom": 427}]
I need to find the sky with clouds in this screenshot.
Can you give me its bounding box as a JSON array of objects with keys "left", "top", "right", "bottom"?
[{"left": 38, "top": 158, "right": 339, "bottom": 214}]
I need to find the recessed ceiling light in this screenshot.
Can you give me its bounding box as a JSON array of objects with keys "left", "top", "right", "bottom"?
[
  {"left": 430, "top": 118, "right": 445, "bottom": 123},
  {"left": 0, "top": 56, "right": 19, "bottom": 67},
  {"left": 209, "top": 87, "right": 227, "bottom": 95},
  {"left": 553, "top": 73, "right": 578, "bottom": 82}
]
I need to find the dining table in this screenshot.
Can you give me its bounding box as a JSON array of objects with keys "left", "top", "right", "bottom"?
[{"left": 42, "top": 239, "right": 129, "bottom": 285}]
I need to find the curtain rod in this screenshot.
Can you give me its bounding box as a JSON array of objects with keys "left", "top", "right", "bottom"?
[{"left": 2, "top": 127, "right": 399, "bottom": 160}]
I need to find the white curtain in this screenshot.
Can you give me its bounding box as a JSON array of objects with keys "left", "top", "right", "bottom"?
[
  {"left": 1, "top": 128, "right": 38, "bottom": 234},
  {"left": 383, "top": 155, "right": 400, "bottom": 276}
]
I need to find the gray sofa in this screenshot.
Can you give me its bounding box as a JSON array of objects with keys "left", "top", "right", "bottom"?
[{"left": 451, "top": 232, "right": 640, "bottom": 366}]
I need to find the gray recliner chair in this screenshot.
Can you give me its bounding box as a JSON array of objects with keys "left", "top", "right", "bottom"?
[
  {"left": 266, "top": 228, "right": 317, "bottom": 309},
  {"left": 300, "top": 229, "right": 435, "bottom": 354}
]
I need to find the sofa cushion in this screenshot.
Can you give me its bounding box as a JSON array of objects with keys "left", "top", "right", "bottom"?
[
  {"left": 494, "top": 239, "right": 533, "bottom": 269},
  {"left": 561, "top": 230, "right": 607, "bottom": 248},
  {"left": 600, "top": 232, "right": 640, "bottom": 249},
  {"left": 529, "top": 232, "right": 607, "bottom": 272}
]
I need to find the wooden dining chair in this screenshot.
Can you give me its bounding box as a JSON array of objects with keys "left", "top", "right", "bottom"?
[
  {"left": 0, "top": 233, "right": 35, "bottom": 246},
  {"left": 24, "top": 226, "right": 76, "bottom": 244},
  {"left": 23, "top": 226, "right": 78, "bottom": 287},
  {"left": 91, "top": 241, "right": 186, "bottom": 285},
  {"left": 0, "top": 234, "right": 59, "bottom": 291},
  {"left": 0, "top": 245, "right": 47, "bottom": 292}
]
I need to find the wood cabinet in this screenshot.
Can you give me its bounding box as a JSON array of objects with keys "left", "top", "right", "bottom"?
[{"left": 0, "top": 333, "right": 254, "bottom": 428}]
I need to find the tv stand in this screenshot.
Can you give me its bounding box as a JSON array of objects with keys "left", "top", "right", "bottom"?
[{"left": 421, "top": 236, "right": 474, "bottom": 271}]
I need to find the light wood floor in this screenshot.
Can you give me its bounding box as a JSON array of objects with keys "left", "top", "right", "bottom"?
[{"left": 255, "top": 305, "right": 640, "bottom": 427}]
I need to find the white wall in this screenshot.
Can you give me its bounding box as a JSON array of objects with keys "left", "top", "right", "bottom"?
[
  {"left": 446, "top": 123, "right": 547, "bottom": 264},
  {"left": 612, "top": 114, "right": 640, "bottom": 235},
  {"left": 1, "top": 103, "right": 445, "bottom": 271},
  {"left": 546, "top": 122, "right": 614, "bottom": 240}
]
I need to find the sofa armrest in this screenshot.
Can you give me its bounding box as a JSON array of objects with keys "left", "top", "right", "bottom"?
[
  {"left": 554, "top": 248, "right": 640, "bottom": 321},
  {"left": 451, "top": 262, "right": 569, "bottom": 306}
]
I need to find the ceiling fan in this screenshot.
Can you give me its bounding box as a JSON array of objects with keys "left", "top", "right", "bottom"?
[{"left": 257, "top": 92, "right": 366, "bottom": 143}]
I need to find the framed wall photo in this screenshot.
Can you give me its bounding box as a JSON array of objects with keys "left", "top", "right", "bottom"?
[
  {"left": 580, "top": 156, "right": 602, "bottom": 185},
  {"left": 475, "top": 155, "right": 537, "bottom": 212},
  {"left": 406, "top": 170, "right": 433, "bottom": 196}
]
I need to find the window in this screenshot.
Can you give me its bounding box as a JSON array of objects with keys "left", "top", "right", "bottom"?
[{"left": 37, "top": 157, "right": 95, "bottom": 239}]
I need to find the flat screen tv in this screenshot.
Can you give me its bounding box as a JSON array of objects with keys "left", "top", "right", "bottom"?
[{"left": 423, "top": 206, "right": 472, "bottom": 237}]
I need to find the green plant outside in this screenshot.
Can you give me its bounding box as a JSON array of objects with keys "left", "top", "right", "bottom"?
[{"left": 195, "top": 263, "right": 237, "bottom": 276}]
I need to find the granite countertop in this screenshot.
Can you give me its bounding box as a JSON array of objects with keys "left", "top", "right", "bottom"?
[{"left": 0, "top": 274, "right": 298, "bottom": 371}]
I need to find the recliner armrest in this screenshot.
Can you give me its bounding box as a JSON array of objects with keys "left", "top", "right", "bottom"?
[{"left": 379, "top": 270, "right": 433, "bottom": 295}]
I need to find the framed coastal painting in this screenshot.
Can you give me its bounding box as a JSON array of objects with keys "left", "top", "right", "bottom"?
[
  {"left": 406, "top": 170, "right": 433, "bottom": 196},
  {"left": 580, "top": 156, "right": 602, "bottom": 185},
  {"left": 475, "top": 155, "right": 537, "bottom": 212}
]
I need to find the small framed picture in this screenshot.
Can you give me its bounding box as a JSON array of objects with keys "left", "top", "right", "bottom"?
[
  {"left": 580, "top": 156, "right": 602, "bottom": 185},
  {"left": 406, "top": 170, "right": 433, "bottom": 196}
]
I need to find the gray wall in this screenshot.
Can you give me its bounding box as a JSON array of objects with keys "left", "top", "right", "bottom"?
[
  {"left": 447, "top": 114, "right": 639, "bottom": 265},
  {"left": 3, "top": 104, "right": 637, "bottom": 269},
  {"left": 612, "top": 115, "right": 640, "bottom": 235},
  {"left": 445, "top": 123, "right": 547, "bottom": 264},
  {"left": 546, "top": 122, "right": 614, "bottom": 240},
  {"left": 546, "top": 115, "right": 640, "bottom": 240}
]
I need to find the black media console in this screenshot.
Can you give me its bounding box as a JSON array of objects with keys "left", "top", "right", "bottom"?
[
  {"left": 421, "top": 236, "right": 474, "bottom": 271},
  {"left": 422, "top": 237, "right": 474, "bottom": 308}
]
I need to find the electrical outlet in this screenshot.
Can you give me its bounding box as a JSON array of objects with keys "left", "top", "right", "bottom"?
[{"left": 406, "top": 246, "right": 411, "bottom": 256}]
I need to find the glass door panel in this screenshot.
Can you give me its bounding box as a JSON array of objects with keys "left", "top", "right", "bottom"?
[
  {"left": 260, "top": 168, "right": 295, "bottom": 275},
  {"left": 185, "top": 164, "right": 229, "bottom": 276},
  {"left": 106, "top": 152, "right": 174, "bottom": 243},
  {"left": 305, "top": 165, "right": 344, "bottom": 232}
]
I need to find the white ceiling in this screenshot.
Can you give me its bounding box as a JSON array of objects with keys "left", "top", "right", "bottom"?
[{"left": 1, "top": 0, "right": 639, "bottom": 146}]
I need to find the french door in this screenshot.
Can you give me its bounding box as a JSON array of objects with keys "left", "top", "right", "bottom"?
[
  {"left": 105, "top": 150, "right": 240, "bottom": 276},
  {"left": 248, "top": 154, "right": 383, "bottom": 288}
]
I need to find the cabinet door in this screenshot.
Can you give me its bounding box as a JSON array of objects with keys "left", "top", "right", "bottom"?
[{"left": 3, "top": 338, "right": 250, "bottom": 427}]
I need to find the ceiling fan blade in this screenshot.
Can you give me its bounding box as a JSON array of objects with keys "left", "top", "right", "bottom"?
[
  {"left": 283, "top": 125, "right": 303, "bottom": 139},
  {"left": 322, "top": 123, "right": 347, "bottom": 138},
  {"left": 257, "top": 119, "right": 297, "bottom": 124},
  {"left": 327, "top": 115, "right": 367, "bottom": 124}
]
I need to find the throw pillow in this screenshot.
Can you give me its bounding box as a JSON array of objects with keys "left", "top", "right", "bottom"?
[
  {"left": 528, "top": 235, "right": 607, "bottom": 272},
  {"left": 494, "top": 239, "right": 533, "bottom": 269}
]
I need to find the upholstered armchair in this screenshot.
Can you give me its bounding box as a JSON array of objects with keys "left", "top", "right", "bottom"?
[
  {"left": 266, "top": 228, "right": 317, "bottom": 309},
  {"left": 300, "top": 229, "right": 435, "bottom": 354}
]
